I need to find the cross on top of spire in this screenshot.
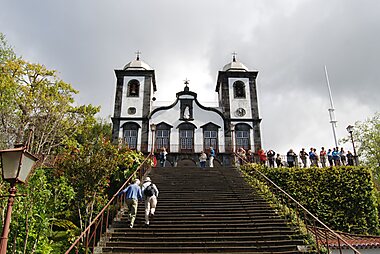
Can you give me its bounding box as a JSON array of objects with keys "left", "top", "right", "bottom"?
[
  {"left": 135, "top": 50, "right": 141, "bottom": 60},
  {"left": 183, "top": 78, "right": 190, "bottom": 92},
  {"left": 184, "top": 78, "right": 190, "bottom": 86},
  {"left": 232, "top": 51, "right": 237, "bottom": 62}
]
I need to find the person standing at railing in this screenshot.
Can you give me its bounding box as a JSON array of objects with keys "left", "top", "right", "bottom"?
[
  {"left": 119, "top": 179, "right": 142, "bottom": 228},
  {"left": 199, "top": 151, "right": 207, "bottom": 168},
  {"left": 320, "top": 147, "right": 327, "bottom": 167},
  {"left": 299, "top": 148, "right": 308, "bottom": 168},
  {"left": 209, "top": 146, "right": 215, "bottom": 167},
  {"left": 159, "top": 147, "right": 168, "bottom": 167},
  {"left": 347, "top": 151, "right": 355, "bottom": 166},
  {"left": 286, "top": 149, "right": 297, "bottom": 167},
  {"left": 141, "top": 177, "right": 159, "bottom": 227},
  {"left": 237, "top": 147, "right": 246, "bottom": 165},
  {"left": 257, "top": 149, "right": 267, "bottom": 165},
  {"left": 340, "top": 147, "right": 347, "bottom": 166},
  {"left": 309, "top": 148, "right": 317, "bottom": 167},
  {"left": 266, "top": 149, "right": 276, "bottom": 167},
  {"left": 327, "top": 148, "right": 333, "bottom": 166},
  {"left": 275, "top": 154, "right": 283, "bottom": 167},
  {"left": 332, "top": 147, "right": 341, "bottom": 166},
  {"left": 247, "top": 149, "right": 254, "bottom": 163}
]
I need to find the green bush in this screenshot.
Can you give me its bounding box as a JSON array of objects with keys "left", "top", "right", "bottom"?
[{"left": 242, "top": 164, "right": 379, "bottom": 235}]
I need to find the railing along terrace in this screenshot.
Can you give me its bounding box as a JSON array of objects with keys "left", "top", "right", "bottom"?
[
  {"left": 235, "top": 153, "right": 361, "bottom": 254},
  {"left": 65, "top": 153, "right": 153, "bottom": 254}
]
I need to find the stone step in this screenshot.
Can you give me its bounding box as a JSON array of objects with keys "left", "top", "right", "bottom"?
[
  {"left": 104, "top": 239, "right": 305, "bottom": 247},
  {"left": 98, "top": 166, "right": 309, "bottom": 253},
  {"left": 101, "top": 245, "right": 302, "bottom": 253}
]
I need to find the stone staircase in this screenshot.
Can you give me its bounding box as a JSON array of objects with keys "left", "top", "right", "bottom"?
[{"left": 100, "top": 166, "right": 311, "bottom": 253}]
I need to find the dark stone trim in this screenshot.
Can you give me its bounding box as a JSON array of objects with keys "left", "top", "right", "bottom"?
[
  {"left": 149, "top": 92, "right": 226, "bottom": 122},
  {"left": 200, "top": 122, "right": 221, "bottom": 129},
  {"left": 120, "top": 122, "right": 142, "bottom": 128},
  {"left": 156, "top": 122, "right": 173, "bottom": 129},
  {"left": 112, "top": 117, "right": 147, "bottom": 121},
  {"left": 176, "top": 122, "right": 198, "bottom": 129},
  {"left": 230, "top": 118, "right": 262, "bottom": 123}
]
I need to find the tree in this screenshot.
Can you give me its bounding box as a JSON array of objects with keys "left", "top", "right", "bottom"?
[
  {"left": 0, "top": 33, "right": 148, "bottom": 253},
  {"left": 56, "top": 120, "right": 145, "bottom": 235},
  {"left": 0, "top": 32, "right": 18, "bottom": 148},
  {"left": 343, "top": 112, "right": 380, "bottom": 183},
  {"left": 351, "top": 113, "right": 380, "bottom": 166},
  {"left": 0, "top": 33, "right": 100, "bottom": 164}
]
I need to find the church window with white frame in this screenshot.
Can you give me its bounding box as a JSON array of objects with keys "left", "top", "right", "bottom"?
[
  {"left": 178, "top": 123, "right": 195, "bottom": 152},
  {"left": 122, "top": 122, "right": 139, "bottom": 149},
  {"left": 235, "top": 124, "right": 250, "bottom": 150},
  {"left": 201, "top": 123, "right": 219, "bottom": 151}
]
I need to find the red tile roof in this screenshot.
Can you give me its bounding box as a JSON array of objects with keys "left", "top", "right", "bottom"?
[{"left": 313, "top": 227, "right": 380, "bottom": 249}]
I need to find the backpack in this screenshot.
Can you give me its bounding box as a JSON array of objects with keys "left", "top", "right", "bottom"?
[{"left": 144, "top": 184, "right": 155, "bottom": 197}]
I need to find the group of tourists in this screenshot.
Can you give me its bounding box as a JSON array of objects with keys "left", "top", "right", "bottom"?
[
  {"left": 289, "top": 147, "right": 356, "bottom": 168},
  {"left": 118, "top": 177, "right": 159, "bottom": 228},
  {"left": 236, "top": 146, "right": 356, "bottom": 168},
  {"left": 154, "top": 146, "right": 217, "bottom": 168}
]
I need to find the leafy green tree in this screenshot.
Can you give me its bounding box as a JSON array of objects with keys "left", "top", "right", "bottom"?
[
  {"left": 357, "top": 112, "right": 380, "bottom": 167},
  {"left": 0, "top": 33, "right": 147, "bottom": 253},
  {"left": 0, "top": 167, "right": 76, "bottom": 254},
  {"left": 0, "top": 33, "right": 100, "bottom": 161},
  {"left": 343, "top": 112, "right": 380, "bottom": 182},
  {"left": 0, "top": 33, "right": 18, "bottom": 148}
]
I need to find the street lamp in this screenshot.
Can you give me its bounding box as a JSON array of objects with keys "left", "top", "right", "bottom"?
[
  {"left": 230, "top": 123, "right": 235, "bottom": 153},
  {"left": 0, "top": 147, "right": 38, "bottom": 254},
  {"left": 346, "top": 125, "right": 358, "bottom": 165},
  {"left": 150, "top": 124, "right": 156, "bottom": 154}
]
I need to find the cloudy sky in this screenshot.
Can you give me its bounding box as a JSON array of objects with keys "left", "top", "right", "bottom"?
[{"left": 1, "top": 0, "right": 379, "bottom": 155}]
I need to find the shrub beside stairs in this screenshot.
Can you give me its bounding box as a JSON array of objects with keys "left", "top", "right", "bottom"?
[{"left": 99, "top": 166, "right": 313, "bottom": 253}]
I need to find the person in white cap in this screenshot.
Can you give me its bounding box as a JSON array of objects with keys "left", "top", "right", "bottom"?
[{"left": 141, "top": 176, "right": 159, "bottom": 227}]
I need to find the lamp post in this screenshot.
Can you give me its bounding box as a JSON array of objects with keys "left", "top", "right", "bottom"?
[
  {"left": 0, "top": 147, "right": 38, "bottom": 254},
  {"left": 150, "top": 124, "right": 156, "bottom": 154},
  {"left": 230, "top": 123, "right": 235, "bottom": 153},
  {"left": 346, "top": 125, "right": 358, "bottom": 165}
]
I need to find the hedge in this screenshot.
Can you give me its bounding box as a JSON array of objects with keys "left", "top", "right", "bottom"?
[{"left": 242, "top": 164, "right": 379, "bottom": 235}]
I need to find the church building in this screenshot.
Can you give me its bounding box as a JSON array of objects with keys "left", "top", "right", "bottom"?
[{"left": 111, "top": 54, "right": 262, "bottom": 166}]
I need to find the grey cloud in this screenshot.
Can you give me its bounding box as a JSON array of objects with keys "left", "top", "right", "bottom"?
[{"left": 1, "top": 0, "right": 378, "bottom": 154}]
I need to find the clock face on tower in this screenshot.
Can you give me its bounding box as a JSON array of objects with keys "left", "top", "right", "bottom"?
[{"left": 235, "top": 108, "right": 246, "bottom": 117}]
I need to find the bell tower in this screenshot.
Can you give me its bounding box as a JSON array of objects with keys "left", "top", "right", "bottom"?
[
  {"left": 111, "top": 52, "right": 156, "bottom": 151},
  {"left": 216, "top": 53, "right": 262, "bottom": 152}
]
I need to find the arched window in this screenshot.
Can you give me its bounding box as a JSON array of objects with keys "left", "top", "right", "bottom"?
[
  {"left": 233, "top": 80, "right": 246, "bottom": 98},
  {"left": 122, "top": 122, "right": 140, "bottom": 149},
  {"left": 127, "top": 79, "right": 140, "bottom": 97},
  {"left": 178, "top": 123, "right": 196, "bottom": 153},
  {"left": 235, "top": 123, "right": 251, "bottom": 150},
  {"left": 155, "top": 123, "right": 172, "bottom": 152},
  {"left": 201, "top": 123, "right": 220, "bottom": 152}
]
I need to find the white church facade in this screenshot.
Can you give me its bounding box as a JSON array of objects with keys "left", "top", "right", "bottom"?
[{"left": 111, "top": 54, "right": 262, "bottom": 166}]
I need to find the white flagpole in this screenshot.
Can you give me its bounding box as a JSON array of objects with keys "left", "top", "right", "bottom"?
[{"left": 324, "top": 65, "right": 338, "bottom": 147}]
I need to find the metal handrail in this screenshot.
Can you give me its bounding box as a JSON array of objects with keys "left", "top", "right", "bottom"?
[
  {"left": 65, "top": 152, "right": 153, "bottom": 254},
  {"left": 234, "top": 152, "right": 361, "bottom": 254}
]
